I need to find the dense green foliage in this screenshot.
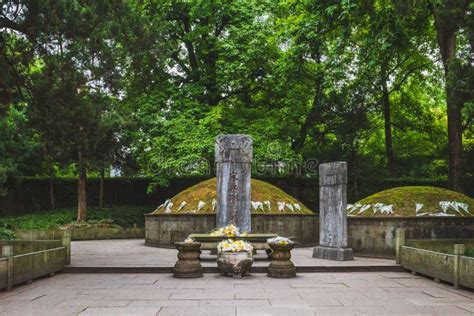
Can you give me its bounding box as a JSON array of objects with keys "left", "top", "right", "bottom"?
[
  {"left": 466, "top": 249, "right": 474, "bottom": 258},
  {"left": 0, "top": 206, "right": 150, "bottom": 229},
  {"left": 1, "top": 0, "right": 473, "bottom": 220},
  {"left": 0, "top": 227, "right": 16, "bottom": 240}
]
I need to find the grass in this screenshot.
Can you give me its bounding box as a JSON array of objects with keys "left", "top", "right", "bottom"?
[
  {"left": 150, "top": 178, "right": 313, "bottom": 215},
  {"left": 0, "top": 205, "right": 152, "bottom": 230},
  {"left": 354, "top": 186, "right": 474, "bottom": 217}
]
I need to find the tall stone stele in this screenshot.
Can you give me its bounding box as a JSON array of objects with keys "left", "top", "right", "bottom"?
[
  {"left": 215, "top": 134, "right": 252, "bottom": 232},
  {"left": 313, "top": 161, "right": 353, "bottom": 261}
]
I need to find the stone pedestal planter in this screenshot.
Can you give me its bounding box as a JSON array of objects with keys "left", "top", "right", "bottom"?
[
  {"left": 267, "top": 243, "right": 296, "bottom": 278},
  {"left": 174, "top": 242, "right": 203, "bottom": 278},
  {"left": 217, "top": 251, "right": 253, "bottom": 279}
]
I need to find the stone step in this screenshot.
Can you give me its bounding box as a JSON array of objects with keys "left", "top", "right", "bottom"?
[{"left": 62, "top": 264, "right": 404, "bottom": 274}]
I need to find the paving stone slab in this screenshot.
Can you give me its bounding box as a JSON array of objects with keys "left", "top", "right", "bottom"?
[{"left": 0, "top": 272, "right": 473, "bottom": 315}]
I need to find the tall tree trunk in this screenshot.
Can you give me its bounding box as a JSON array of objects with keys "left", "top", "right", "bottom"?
[
  {"left": 381, "top": 63, "right": 395, "bottom": 176},
  {"left": 291, "top": 46, "right": 323, "bottom": 153},
  {"left": 99, "top": 166, "right": 105, "bottom": 208},
  {"left": 48, "top": 175, "right": 55, "bottom": 211},
  {"left": 349, "top": 141, "right": 359, "bottom": 202},
  {"left": 446, "top": 83, "right": 463, "bottom": 192},
  {"left": 77, "top": 151, "right": 87, "bottom": 221},
  {"left": 430, "top": 2, "right": 467, "bottom": 192}
]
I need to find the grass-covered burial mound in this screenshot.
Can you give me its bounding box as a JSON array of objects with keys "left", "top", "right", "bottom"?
[
  {"left": 150, "top": 178, "right": 313, "bottom": 215},
  {"left": 350, "top": 186, "right": 474, "bottom": 217}
]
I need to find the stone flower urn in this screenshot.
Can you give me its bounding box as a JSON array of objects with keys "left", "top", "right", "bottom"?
[
  {"left": 174, "top": 242, "right": 203, "bottom": 278},
  {"left": 217, "top": 251, "right": 253, "bottom": 279},
  {"left": 267, "top": 242, "right": 296, "bottom": 278}
]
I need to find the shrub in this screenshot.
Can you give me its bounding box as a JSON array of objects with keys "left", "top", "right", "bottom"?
[
  {"left": 0, "top": 205, "right": 151, "bottom": 230},
  {"left": 465, "top": 249, "right": 474, "bottom": 258},
  {"left": 0, "top": 228, "right": 17, "bottom": 240}
]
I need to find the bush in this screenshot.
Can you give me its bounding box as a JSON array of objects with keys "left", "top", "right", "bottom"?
[
  {"left": 0, "top": 205, "right": 152, "bottom": 230},
  {"left": 0, "top": 228, "right": 17, "bottom": 240},
  {"left": 465, "top": 249, "right": 474, "bottom": 258}
]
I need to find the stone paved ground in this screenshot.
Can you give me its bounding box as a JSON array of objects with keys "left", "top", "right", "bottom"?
[
  {"left": 71, "top": 239, "right": 396, "bottom": 267},
  {"left": 0, "top": 272, "right": 473, "bottom": 315}
]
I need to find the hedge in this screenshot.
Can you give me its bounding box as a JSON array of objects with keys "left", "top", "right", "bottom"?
[{"left": 0, "top": 175, "right": 472, "bottom": 216}]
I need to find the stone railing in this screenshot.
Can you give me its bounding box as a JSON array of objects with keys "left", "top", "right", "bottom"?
[
  {"left": 395, "top": 229, "right": 473, "bottom": 289},
  {"left": 0, "top": 230, "right": 71, "bottom": 291}
]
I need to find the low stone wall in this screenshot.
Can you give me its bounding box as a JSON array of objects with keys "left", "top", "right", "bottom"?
[
  {"left": 0, "top": 258, "right": 7, "bottom": 289},
  {"left": 401, "top": 246, "right": 455, "bottom": 283},
  {"left": 347, "top": 217, "right": 474, "bottom": 258},
  {"left": 15, "top": 226, "right": 145, "bottom": 241},
  {"left": 145, "top": 214, "right": 318, "bottom": 248},
  {"left": 405, "top": 239, "right": 474, "bottom": 254},
  {"left": 0, "top": 239, "right": 70, "bottom": 291},
  {"left": 460, "top": 257, "right": 474, "bottom": 289},
  {"left": 399, "top": 243, "right": 473, "bottom": 289},
  {"left": 11, "top": 247, "right": 66, "bottom": 285},
  {"left": 0, "top": 240, "right": 62, "bottom": 255},
  {"left": 146, "top": 215, "right": 474, "bottom": 258}
]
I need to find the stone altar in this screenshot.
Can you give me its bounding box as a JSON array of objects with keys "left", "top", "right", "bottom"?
[
  {"left": 215, "top": 135, "right": 252, "bottom": 232},
  {"left": 313, "top": 161, "right": 354, "bottom": 261}
]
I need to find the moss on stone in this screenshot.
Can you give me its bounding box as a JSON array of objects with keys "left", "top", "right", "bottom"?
[
  {"left": 150, "top": 178, "right": 313, "bottom": 215},
  {"left": 352, "top": 186, "right": 474, "bottom": 217}
]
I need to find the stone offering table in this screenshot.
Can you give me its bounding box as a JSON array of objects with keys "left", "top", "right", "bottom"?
[{"left": 189, "top": 233, "right": 278, "bottom": 253}]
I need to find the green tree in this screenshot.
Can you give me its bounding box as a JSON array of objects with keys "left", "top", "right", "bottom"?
[
  {"left": 428, "top": 0, "right": 472, "bottom": 191},
  {"left": 1, "top": 0, "right": 130, "bottom": 220}
]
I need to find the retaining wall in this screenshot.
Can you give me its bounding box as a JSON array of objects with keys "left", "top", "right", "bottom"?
[
  {"left": 145, "top": 214, "right": 319, "bottom": 248},
  {"left": 146, "top": 215, "right": 474, "bottom": 258}
]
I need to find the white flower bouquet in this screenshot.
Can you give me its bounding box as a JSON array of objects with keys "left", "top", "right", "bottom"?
[
  {"left": 184, "top": 236, "right": 195, "bottom": 243},
  {"left": 217, "top": 239, "right": 253, "bottom": 253},
  {"left": 267, "top": 236, "right": 293, "bottom": 245}
]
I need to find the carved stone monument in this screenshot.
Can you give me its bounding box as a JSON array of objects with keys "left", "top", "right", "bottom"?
[
  {"left": 313, "top": 161, "right": 353, "bottom": 261},
  {"left": 215, "top": 134, "right": 252, "bottom": 232}
]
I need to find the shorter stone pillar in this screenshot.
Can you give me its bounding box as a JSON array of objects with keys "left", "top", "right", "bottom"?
[
  {"left": 174, "top": 242, "right": 203, "bottom": 278},
  {"left": 313, "top": 162, "right": 353, "bottom": 261},
  {"left": 453, "top": 244, "right": 465, "bottom": 289},
  {"left": 395, "top": 229, "right": 406, "bottom": 264},
  {"left": 2, "top": 245, "right": 13, "bottom": 291},
  {"left": 267, "top": 243, "right": 296, "bottom": 278},
  {"left": 62, "top": 229, "right": 71, "bottom": 265}
]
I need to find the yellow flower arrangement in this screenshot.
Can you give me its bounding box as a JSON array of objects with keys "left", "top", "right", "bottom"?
[
  {"left": 217, "top": 239, "right": 253, "bottom": 253},
  {"left": 209, "top": 224, "right": 242, "bottom": 237}
]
